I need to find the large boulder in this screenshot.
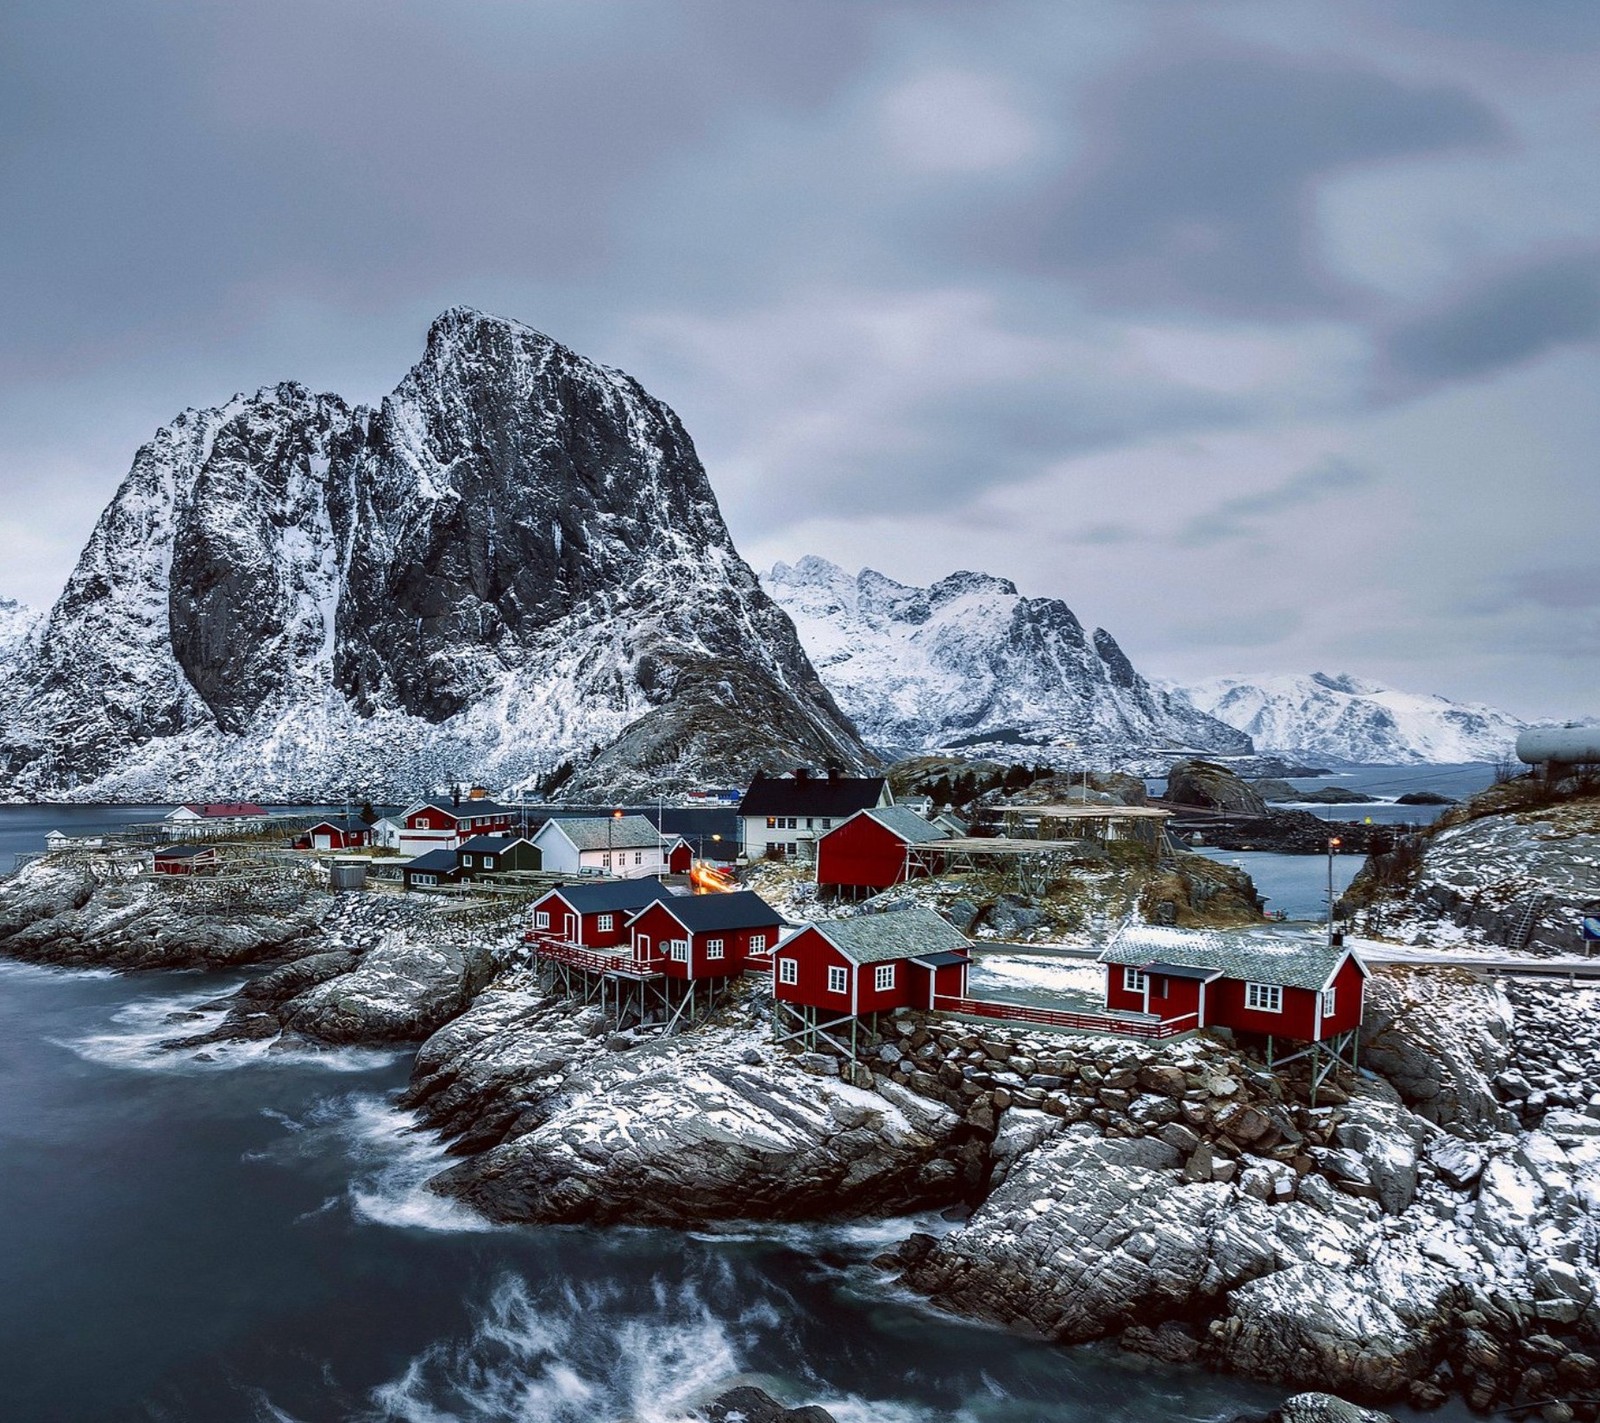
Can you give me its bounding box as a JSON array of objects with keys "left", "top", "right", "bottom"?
[{"left": 1166, "top": 760, "right": 1270, "bottom": 816}]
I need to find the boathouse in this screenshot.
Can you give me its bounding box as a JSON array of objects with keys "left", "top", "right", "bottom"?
[
  {"left": 815, "top": 806, "right": 948, "bottom": 897},
  {"left": 627, "top": 891, "right": 784, "bottom": 979},
  {"left": 771, "top": 905, "right": 971, "bottom": 1057}
]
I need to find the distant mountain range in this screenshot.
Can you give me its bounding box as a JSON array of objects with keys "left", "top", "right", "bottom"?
[
  {"left": 762, "top": 556, "right": 1248, "bottom": 762},
  {"left": 1166, "top": 671, "right": 1527, "bottom": 766},
  {"left": 0, "top": 310, "right": 867, "bottom": 801}
]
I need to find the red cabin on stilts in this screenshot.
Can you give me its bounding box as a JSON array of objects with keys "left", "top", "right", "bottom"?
[{"left": 815, "top": 807, "right": 948, "bottom": 898}]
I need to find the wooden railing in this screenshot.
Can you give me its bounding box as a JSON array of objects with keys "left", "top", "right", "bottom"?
[
  {"left": 527, "top": 938, "right": 636, "bottom": 975},
  {"left": 932, "top": 996, "right": 1198, "bottom": 1040}
]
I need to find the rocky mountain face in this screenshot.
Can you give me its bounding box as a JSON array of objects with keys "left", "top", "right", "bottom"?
[
  {"left": 0, "top": 598, "right": 38, "bottom": 667},
  {"left": 762, "top": 556, "right": 1249, "bottom": 763},
  {"left": 0, "top": 310, "right": 867, "bottom": 801},
  {"left": 1170, "top": 671, "right": 1526, "bottom": 766}
]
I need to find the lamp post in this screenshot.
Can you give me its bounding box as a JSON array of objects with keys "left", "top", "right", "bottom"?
[
  {"left": 609, "top": 808, "right": 622, "bottom": 873},
  {"left": 1326, "top": 835, "right": 1342, "bottom": 947}
]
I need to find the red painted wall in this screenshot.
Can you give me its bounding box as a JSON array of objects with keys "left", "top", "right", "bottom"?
[
  {"left": 816, "top": 815, "right": 913, "bottom": 890},
  {"left": 1209, "top": 978, "right": 1320, "bottom": 1040},
  {"left": 630, "top": 903, "right": 777, "bottom": 980},
  {"left": 773, "top": 927, "right": 857, "bottom": 1011},
  {"left": 1317, "top": 956, "right": 1366, "bottom": 1038},
  {"left": 669, "top": 843, "right": 693, "bottom": 874},
  {"left": 527, "top": 892, "right": 632, "bottom": 948}
]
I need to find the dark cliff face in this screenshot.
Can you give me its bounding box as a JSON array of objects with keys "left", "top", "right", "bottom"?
[{"left": 1, "top": 309, "right": 867, "bottom": 799}]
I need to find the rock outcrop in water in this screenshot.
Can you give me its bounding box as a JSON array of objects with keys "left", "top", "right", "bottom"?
[{"left": 0, "top": 309, "right": 867, "bottom": 802}]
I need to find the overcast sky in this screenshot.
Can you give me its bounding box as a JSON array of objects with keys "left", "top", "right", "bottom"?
[{"left": 3, "top": 1, "right": 1597, "bottom": 718}]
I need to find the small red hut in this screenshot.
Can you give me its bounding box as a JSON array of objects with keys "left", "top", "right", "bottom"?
[
  {"left": 153, "top": 845, "right": 221, "bottom": 876},
  {"left": 773, "top": 905, "right": 971, "bottom": 1021},
  {"left": 1099, "top": 925, "right": 1367, "bottom": 1048},
  {"left": 628, "top": 890, "right": 784, "bottom": 979},
  {"left": 527, "top": 880, "right": 673, "bottom": 949},
  {"left": 299, "top": 816, "right": 372, "bottom": 851},
  {"left": 815, "top": 807, "right": 948, "bottom": 897}
]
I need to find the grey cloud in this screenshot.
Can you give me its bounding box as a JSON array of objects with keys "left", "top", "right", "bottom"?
[
  {"left": 1384, "top": 252, "right": 1600, "bottom": 385},
  {"left": 968, "top": 53, "right": 1501, "bottom": 316},
  {"left": 1177, "top": 458, "right": 1369, "bottom": 547}
]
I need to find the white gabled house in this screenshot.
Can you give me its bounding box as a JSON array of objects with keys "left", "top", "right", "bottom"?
[{"left": 531, "top": 814, "right": 687, "bottom": 877}]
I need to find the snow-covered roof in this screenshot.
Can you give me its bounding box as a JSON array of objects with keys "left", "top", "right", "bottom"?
[
  {"left": 538, "top": 814, "right": 663, "bottom": 852},
  {"left": 835, "top": 806, "right": 947, "bottom": 845},
  {"left": 1099, "top": 924, "right": 1362, "bottom": 992},
  {"left": 644, "top": 890, "right": 785, "bottom": 934},
  {"left": 806, "top": 906, "right": 970, "bottom": 965}
]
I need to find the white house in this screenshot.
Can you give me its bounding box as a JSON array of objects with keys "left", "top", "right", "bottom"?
[
  {"left": 531, "top": 814, "right": 686, "bottom": 877},
  {"left": 370, "top": 817, "right": 405, "bottom": 851},
  {"left": 162, "top": 802, "right": 269, "bottom": 837},
  {"left": 736, "top": 773, "right": 892, "bottom": 861}
]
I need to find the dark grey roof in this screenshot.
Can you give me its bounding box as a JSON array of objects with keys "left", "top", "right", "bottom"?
[
  {"left": 155, "top": 844, "right": 215, "bottom": 858},
  {"left": 308, "top": 816, "right": 367, "bottom": 833},
  {"left": 738, "top": 774, "right": 888, "bottom": 818},
  {"left": 811, "top": 906, "right": 970, "bottom": 965},
  {"left": 539, "top": 814, "right": 663, "bottom": 852},
  {"left": 410, "top": 799, "right": 517, "bottom": 820},
  {"left": 456, "top": 835, "right": 533, "bottom": 855},
  {"left": 1100, "top": 925, "right": 1360, "bottom": 991},
  {"left": 404, "top": 849, "right": 459, "bottom": 874},
  {"left": 541, "top": 879, "right": 673, "bottom": 915},
  {"left": 646, "top": 890, "right": 784, "bottom": 934},
  {"left": 856, "top": 806, "right": 946, "bottom": 845},
  {"left": 1142, "top": 962, "right": 1223, "bottom": 981},
  {"left": 911, "top": 951, "right": 969, "bottom": 968}
]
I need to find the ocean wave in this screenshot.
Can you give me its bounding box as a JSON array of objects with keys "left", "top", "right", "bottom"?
[{"left": 50, "top": 983, "right": 402, "bottom": 1074}]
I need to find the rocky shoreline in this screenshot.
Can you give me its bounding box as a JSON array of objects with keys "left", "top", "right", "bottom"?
[{"left": 6, "top": 852, "right": 1600, "bottom": 1417}]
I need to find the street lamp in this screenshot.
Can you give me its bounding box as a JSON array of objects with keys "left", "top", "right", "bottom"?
[
  {"left": 1326, "top": 836, "right": 1342, "bottom": 947},
  {"left": 608, "top": 808, "right": 622, "bottom": 873}
]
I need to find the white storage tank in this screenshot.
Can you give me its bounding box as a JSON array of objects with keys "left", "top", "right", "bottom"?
[{"left": 1516, "top": 725, "right": 1600, "bottom": 766}]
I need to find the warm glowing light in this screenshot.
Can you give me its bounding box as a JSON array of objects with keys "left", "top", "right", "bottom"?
[{"left": 689, "top": 860, "right": 736, "bottom": 894}]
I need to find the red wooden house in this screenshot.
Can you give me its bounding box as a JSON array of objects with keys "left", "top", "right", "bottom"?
[
  {"left": 815, "top": 806, "right": 948, "bottom": 897},
  {"left": 1099, "top": 925, "right": 1367, "bottom": 1050},
  {"left": 153, "top": 845, "right": 222, "bottom": 876},
  {"left": 398, "top": 799, "right": 519, "bottom": 856},
  {"left": 297, "top": 816, "right": 372, "bottom": 851},
  {"left": 527, "top": 879, "right": 674, "bottom": 950},
  {"left": 627, "top": 891, "right": 785, "bottom": 980},
  {"left": 772, "top": 905, "right": 971, "bottom": 1054}
]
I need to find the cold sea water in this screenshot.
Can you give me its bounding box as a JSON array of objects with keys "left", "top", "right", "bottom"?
[{"left": 0, "top": 798, "right": 1471, "bottom": 1422}]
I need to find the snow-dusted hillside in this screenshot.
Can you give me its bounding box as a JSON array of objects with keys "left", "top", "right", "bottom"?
[
  {"left": 0, "top": 310, "right": 866, "bottom": 801},
  {"left": 763, "top": 556, "right": 1248, "bottom": 762},
  {"left": 0, "top": 598, "right": 39, "bottom": 667},
  {"left": 1171, "top": 671, "right": 1526, "bottom": 765}
]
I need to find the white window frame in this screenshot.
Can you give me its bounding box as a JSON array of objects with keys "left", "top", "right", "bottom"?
[
  {"left": 634, "top": 851, "right": 643, "bottom": 865},
  {"left": 874, "top": 963, "right": 895, "bottom": 992},
  {"left": 1122, "top": 967, "right": 1146, "bottom": 993},
  {"left": 670, "top": 940, "right": 690, "bottom": 963},
  {"left": 827, "top": 965, "right": 848, "bottom": 994},
  {"left": 706, "top": 938, "right": 725, "bottom": 960},
  {"left": 1245, "top": 981, "right": 1283, "bottom": 1013},
  {"left": 535, "top": 910, "right": 550, "bottom": 929},
  {"left": 601, "top": 852, "right": 611, "bottom": 868},
  {"left": 461, "top": 854, "right": 473, "bottom": 866},
  {"left": 750, "top": 933, "right": 767, "bottom": 953},
  {"left": 414, "top": 873, "right": 436, "bottom": 886},
  {"left": 1320, "top": 986, "right": 1337, "bottom": 1017},
  {"left": 597, "top": 913, "right": 614, "bottom": 932},
  {"left": 778, "top": 957, "right": 798, "bottom": 985}
]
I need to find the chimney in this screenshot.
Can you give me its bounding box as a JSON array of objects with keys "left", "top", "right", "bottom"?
[{"left": 794, "top": 767, "right": 811, "bottom": 782}]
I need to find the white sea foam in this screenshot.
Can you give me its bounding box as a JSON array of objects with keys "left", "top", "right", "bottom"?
[
  {"left": 360, "top": 1272, "right": 763, "bottom": 1423},
  {"left": 50, "top": 982, "right": 401, "bottom": 1074}
]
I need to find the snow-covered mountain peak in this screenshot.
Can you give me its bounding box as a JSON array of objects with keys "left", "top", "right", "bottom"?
[
  {"left": 763, "top": 558, "right": 1247, "bottom": 762},
  {"left": 1171, "top": 671, "right": 1528, "bottom": 765}
]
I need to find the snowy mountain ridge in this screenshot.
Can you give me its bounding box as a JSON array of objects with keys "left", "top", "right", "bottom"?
[
  {"left": 763, "top": 555, "right": 1249, "bottom": 763},
  {"left": 0, "top": 310, "right": 867, "bottom": 801},
  {"left": 1168, "top": 671, "right": 1527, "bottom": 765}
]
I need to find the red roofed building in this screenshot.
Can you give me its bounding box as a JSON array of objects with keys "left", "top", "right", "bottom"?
[{"left": 815, "top": 806, "right": 948, "bottom": 897}]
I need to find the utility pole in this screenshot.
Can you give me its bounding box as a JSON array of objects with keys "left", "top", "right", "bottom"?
[{"left": 1327, "top": 835, "right": 1342, "bottom": 947}]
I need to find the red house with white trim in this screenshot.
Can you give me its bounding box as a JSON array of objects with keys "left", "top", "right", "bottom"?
[
  {"left": 815, "top": 806, "right": 948, "bottom": 897},
  {"left": 527, "top": 879, "right": 674, "bottom": 950},
  {"left": 399, "top": 799, "right": 518, "bottom": 856},
  {"left": 773, "top": 905, "right": 972, "bottom": 1017},
  {"left": 628, "top": 891, "right": 785, "bottom": 980},
  {"left": 1099, "top": 925, "right": 1367, "bottom": 1045},
  {"left": 297, "top": 816, "right": 372, "bottom": 851}
]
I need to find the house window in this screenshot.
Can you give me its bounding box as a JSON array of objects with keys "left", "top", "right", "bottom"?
[
  {"left": 671, "top": 940, "right": 689, "bottom": 962},
  {"left": 874, "top": 964, "right": 895, "bottom": 992},
  {"left": 750, "top": 934, "right": 767, "bottom": 953},
  {"left": 778, "top": 958, "right": 798, "bottom": 985},
  {"left": 484, "top": 857, "right": 495, "bottom": 869},
  {"left": 707, "top": 939, "right": 725, "bottom": 960},
  {"left": 821, "top": 818, "right": 831, "bottom": 830},
  {"left": 827, "top": 965, "right": 848, "bottom": 994},
  {"left": 418, "top": 817, "right": 430, "bottom": 829},
  {"left": 767, "top": 816, "right": 778, "bottom": 829},
  {"left": 414, "top": 874, "right": 435, "bottom": 886},
  {"left": 1245, "top": 982, "right": 1283, "bottom": 1013},
  {"left": 635, "top": 851, "right": 643, "bottom": 865},
  {"left": 597, "top": 914, "right": 614, "bottom": 932},
  {"left": 805, "top": 817, "right": 814, "bottom": 829},
  {"left": 462, "top": 854, "right": 473, "bottom": 866},
  {"left": 1122, "top": 967, "right": 1146, "bottom": 993},
  {"left": 535, "top": 911, "right": 550, "bottom": 929},
  {"left": 1321, "top": 987, "right": 1337, "bottom": 1017},
  {"left": 602, "top": 853, "right": 611, "bottom": 868}
]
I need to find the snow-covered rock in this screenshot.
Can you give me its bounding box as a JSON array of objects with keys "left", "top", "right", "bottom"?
[
  {"left": 763, "top": 555, "right": 1247, "bottom": 762},
  {"left": 0, "top": 597, "right": 39, "bottom": 668},
  {"left": 0, "top": 310, "right": 866, "bottom": 801},
  {"left": 1169, "top": 671, "right": 1525, "bottom": 766}
]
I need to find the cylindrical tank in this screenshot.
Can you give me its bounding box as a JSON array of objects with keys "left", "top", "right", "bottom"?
[{"left": 1516, "top": 725, "right": 1600, "bottom": 765}]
